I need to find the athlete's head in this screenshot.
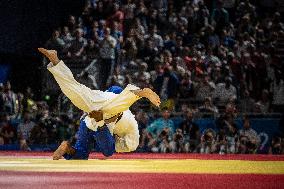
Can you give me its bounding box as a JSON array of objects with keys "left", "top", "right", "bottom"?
[{"left": 106, "top": 86, "right": 123, "bottom": 94}]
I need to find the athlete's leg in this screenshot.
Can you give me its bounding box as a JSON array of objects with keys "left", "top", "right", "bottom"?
[
  {"left": 94, "top": 125, "right": 115, "bottom": 157},
  {"left": 39, "top": 48, "right": 107, "bottom": 113},
  {"left": 53, "top": 120, "right": 93, "bottom": 160}
]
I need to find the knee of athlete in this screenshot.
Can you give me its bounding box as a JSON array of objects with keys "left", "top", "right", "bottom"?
[
  {"left": 73, "top": 148, "right": 90, "bottom": 159},
  {"left": 102, "top": 146, "right": 115, "bottom": 157}
]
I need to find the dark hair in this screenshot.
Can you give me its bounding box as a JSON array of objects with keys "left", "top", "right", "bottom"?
[{"left": 162, "top": 107, "right": 169, "bottom": 111}]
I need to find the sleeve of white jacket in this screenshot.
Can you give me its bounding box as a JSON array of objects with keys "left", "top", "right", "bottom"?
[{"left": 47, "top": 60, "right": 95, "bottom": 113}]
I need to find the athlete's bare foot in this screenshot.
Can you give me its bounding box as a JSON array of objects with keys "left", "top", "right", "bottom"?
[
  {"left": 53, "top": 141, "right": 75, "bottom": 160},
  {"left": 38, "top": 48, "right": 60, "bottom": 65},
  {"left": 133, "top": 88, "right": 161, "bottom": 107}
]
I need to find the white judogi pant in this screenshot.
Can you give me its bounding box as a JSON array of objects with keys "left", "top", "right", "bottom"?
[{"left": 47, "top": 61, "right": 140, "bottom": 152}]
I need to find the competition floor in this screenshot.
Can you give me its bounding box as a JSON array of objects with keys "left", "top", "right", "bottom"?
[{"left": 0, "top": 152, "right": 284, "bottom": 189}]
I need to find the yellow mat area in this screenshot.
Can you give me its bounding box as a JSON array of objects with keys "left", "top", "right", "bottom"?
[{"left": 0, "top": 158, "right": 284, "bottom": 174}]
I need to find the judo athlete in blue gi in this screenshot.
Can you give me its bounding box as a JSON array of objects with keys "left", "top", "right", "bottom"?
[
  {"left": 63, "top": 86, "right": 123, "bottom": 159},
  {"left": 38, "top": 48, "right": 161, "bottom": 160}
]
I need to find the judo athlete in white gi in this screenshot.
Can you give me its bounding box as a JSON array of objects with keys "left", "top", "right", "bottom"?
[{"left": 38, "top": 48, "right": 161, "bottom": 160}]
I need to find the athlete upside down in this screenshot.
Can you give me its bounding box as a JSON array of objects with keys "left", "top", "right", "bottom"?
[{"left": 38, "top": 48, "right": 161, "bottom": 159}]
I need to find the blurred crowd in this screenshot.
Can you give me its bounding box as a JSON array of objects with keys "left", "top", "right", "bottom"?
[
  {"left": 136, "top": 107, "right": 283, "bottom": 154},
  {"left": 1, "top": 0, "right": 284, "bottom": 154},
  {"left": 45, "top": 0, "right": 284, "bottom": 114},
  {"left": 0, "top": 80, "right": 283, "bottom": 154},
  {"left": 0, "top": 82, "right": 79, "bottom": 150}
]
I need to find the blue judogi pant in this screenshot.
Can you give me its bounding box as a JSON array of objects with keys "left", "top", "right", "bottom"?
[{"left": 63, "top": 120, "right": 115, "bottom": 159}]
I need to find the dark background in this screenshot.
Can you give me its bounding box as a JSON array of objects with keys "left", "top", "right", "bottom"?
[{"left": 0, "top": 0, "right": 85, "bottom": 98}]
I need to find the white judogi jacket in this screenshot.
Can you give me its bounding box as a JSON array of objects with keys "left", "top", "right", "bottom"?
[{"left": 47, "top": 61, "right": 140, "bottom": 152}]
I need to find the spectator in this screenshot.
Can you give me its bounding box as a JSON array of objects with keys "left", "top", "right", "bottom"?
[
  {"left": 237, "top": 0, "right": 256, "bottom": 21},
  {"left": 223, "top": 0, "right": 236, "bottom": 21},
  {"left": 39, "top": 110, "right": 58, "bottom": 144},
  {"left": 0, "top": 113, "right": 15, "bottom": 144},
  {"left": 29, "top": 121, "right": 48, "bottom": 145},
  {"left": 146, "top": 108, "right": 175, "bottom": 138},
  {"left": 238, "top": 116, "right": 260, "bottom": 154},
  {"left": 200, "top": 128, "right": 217, "bottom": 154},
  {"left": 272, "top": 71, "right": 284, "bottom": 112},
  {"left": 135, "top": 1, "right": 148, "bottom": 28},
  {"left": 97, "top": 20, "right": 106, "bottom": 40},
  {"left": 3, "top": 81, "right": 17, "bottom": 115},
  {"left": 98, "top": 27, "right": 117, "bottom": 89},
  {"left": 66, "top": 15, "right": 77, "bottom": 33},
  {"left": 213, "top": 77, "right": 237, "bottom": 107},
  {"left": 56, "top": 115, "right": 74, "bottom": 142},
  {"left": 23, "top": 87, "right": 37, "bottom": 114},
  {"left": 110, "top": 21, "right": 123, "bottom": 55},
  {"left": 179, "top": 71, "right": 195, "bottom": 99},
  {"left": 150, "top": 62, "right": 164, "bottom": 83},
  {"left": 15, "top": 93, "right": 24, "bottom": 117},
  {"left": 0, "top": 83, "right": 5, "bottom": 112},
  {"left": 219, "top": 113, "right": 238, "bottom": 154},
  {"left": 196, "top": 1, "right": 210, "bottom": 30},
  {"left": 138, "top": 39, "right": 159, "bottom": 70},
  {"left": 123, "top": 29, "right": 138, "bottom": 62},
  {"left": 171, "top": 57, "right": 186, "bottom": 79},
  {"left": 60, "top": 26, "right": 73, "bottom": 48},
  {"left": 255, "top": 89, "right": 271, "bottom": 113},
  {"left": 198, "top": 97, "right": 219, "bottom": 117},
  {"left": 133, "top": 62, "right": 151, "bottom": 88},
  {"left": 136, "top": 111, "right": 149, "bottom": 135},
  {"left": 154, "top": 66, "right": 179, "bottom": 110},
  {"left": 225, "top": 97, "right": 238, "bottom": 117},
  {"left": 179, "top": 109, "right": 197, "bottom": 135},
  {"left": 144, "top": 25, "right": 164, "bottom": 50},
  {"left": 17, "top": 111, "right": 35, "bottom": 150},
  {"left": 123, "top": 0, "right": 136, "bottom": 25},
  {"left": 93, "top": 1, "right": 105, "bottom": 21},
  {"left": 85, "top": 39, "right": 100, "bottom": 61},
  {"left": 269, "top": 136, "right": 282, "bottom": 154},
  {"left": 45, "top": 30, "right": 66, "bottom": 55},
  {"left": 211, "top": 0, "right": 229, "bottom": 34},
  {"left": 239, "top": 90, "right": 255, "bottom": 113},
  {"left": 215, "top": 129, "right": 227, "bottom": 154},
  {"left": 132, "top": 18, "right": 145, "bottom": 38},
  {"left": 206, "top": 25, "right": 220, "bottom": 49},
  {"left": 67, "top": 28, "right": 87, "bottom": 59},
  {"left": 158, "top": 127, "right": 172, "bottom": 153},
  {"left": 0, "top": 136, "right": 3, "bottom": 145},
  {"left": 138, "top": 129, "right": 153, "bottom": 152},
  {"left": 196, "top": 74, "right": 216, "bottom": 102},
  {"left": 169, "top": 128, "right": 185, "bottom": 153},
  {"left": 108, "top": 3, "right": 124, "bottom": 32},
  {"left": 179, "top": 109, "right": 200, "bottom": 153}
]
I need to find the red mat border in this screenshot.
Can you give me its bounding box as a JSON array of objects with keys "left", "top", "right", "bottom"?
[
  {"left": 1, "top": 151, "right": 284, "bottom": 161},
  {"left": 1, "top": 171, "right": 283, "bottom": 189}
]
